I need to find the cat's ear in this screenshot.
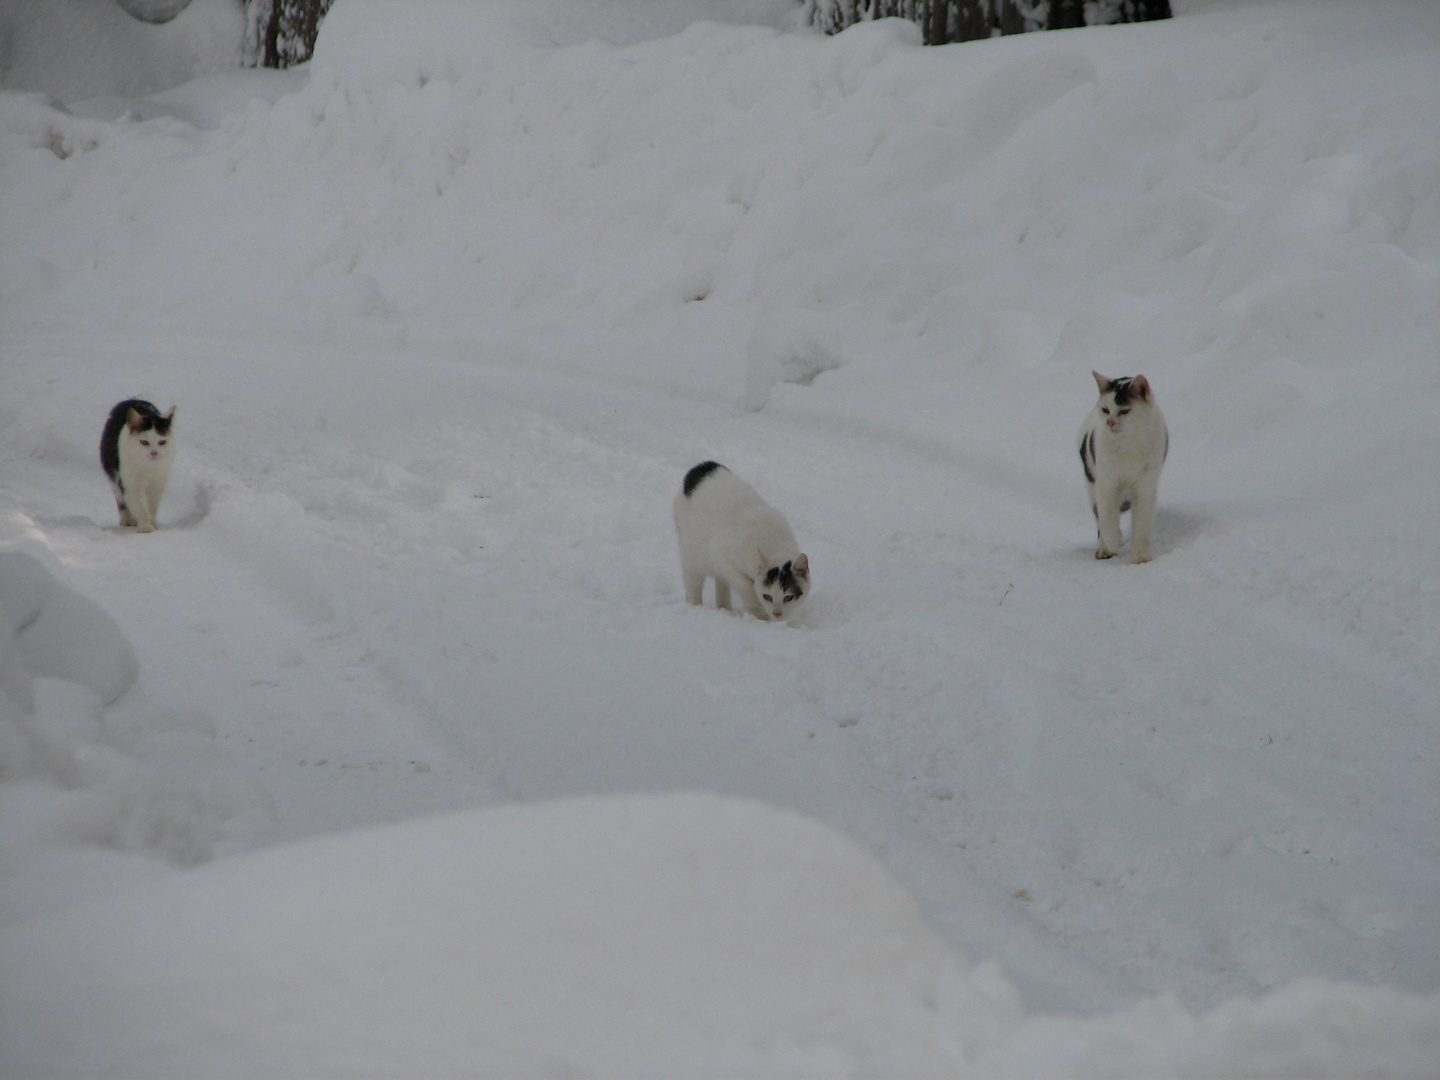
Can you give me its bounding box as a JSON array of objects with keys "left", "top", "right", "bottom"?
[
  {"left": 164, "top": 406, "right": 176, "bottom": 421},
  {"left": 792, "top": 554, "right": 809, "bottom": 580},
  {"left": 755, "top": 549, "right": 769, "bottom": 577},
  {"left": 126, "top": 407, "right": 145, "bottom": 433},
  {"left": 1131, "top": 375, "right": 1152, "bottom": 401},
  {"left": 1092, "top": 371, "right": 1113, "bottom": 394}
]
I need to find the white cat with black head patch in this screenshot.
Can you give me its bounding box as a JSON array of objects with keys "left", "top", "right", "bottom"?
[
  {"left": 100, "top": 398, "right": 176, "bottom": 533},
  {"left": 674, "top": 461, "right": 810, "bottom": 621},
  {"left": 1078, "top": 372, "right": 1167, "bottom": 563}
]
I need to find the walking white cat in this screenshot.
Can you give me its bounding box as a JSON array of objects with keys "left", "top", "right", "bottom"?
[
  {"left": 100, "top": 398, "right": 176, "bottom": 533},
  {"left": 674, "top": 461, "right": 810, "bottom": 621},
  {"left": 1078, "top": 372, "right": 1167, "bottom": 563}
]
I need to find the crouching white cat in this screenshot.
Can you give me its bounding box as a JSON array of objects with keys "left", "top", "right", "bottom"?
[
  {"left": 674, "top": 461, "right": 810, "bottom": 621},
  {"left": 100, "top": 398, "right": 176, "bottom": 533},
  {"left": 1078, "top": 372, "right": 1167, "bottom": 563}
]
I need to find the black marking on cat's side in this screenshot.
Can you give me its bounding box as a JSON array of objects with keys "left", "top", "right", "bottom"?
[
  {"left": 1081, "top": 430, "right": 1096, "bottom": 483},
  {"left": 100, "top": 398, "right": 172, "bottom": 481},
  {"left": 682, "top": 460, "right": 725, "bottom": 498}
]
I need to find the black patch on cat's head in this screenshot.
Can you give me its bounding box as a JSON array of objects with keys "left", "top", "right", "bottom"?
[
  {"left": 118, "top": 399, "right": 172, "bottom": 433},
  {"left": 682, "top": 460, "right": 725, "bottom": 498},
  {"left": 764, "top": 559, "right": 805, "bottom": 601},
  {"left": 1107, "top": 375, "right": 1153, "bottom": 407}
]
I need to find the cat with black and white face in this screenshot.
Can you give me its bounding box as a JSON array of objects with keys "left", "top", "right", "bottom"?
[
  {"left": 100, "top": 398, "right": 175, "bottom": 533},
  {"left": 1078, "top": 372, "right": 1167, "bottom": 563},
  {"left": 674, "top": 461, "right": 810, "bottom": 621}
]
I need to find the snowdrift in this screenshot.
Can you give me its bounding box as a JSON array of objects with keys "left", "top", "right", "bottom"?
[
  {"left": 0, "top": 552, "right": 268, "bottom": 921},
  {"left": 0, "top": 792, "right": 1013, "bottom": 1077}
]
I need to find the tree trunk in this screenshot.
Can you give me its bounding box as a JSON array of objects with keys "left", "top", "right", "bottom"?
[
  {"left": 244, "top": 0, "right": 335, "bottom": 69},
  {"left": 807, "top": 0, "right": 1172, "bottom": 45}
]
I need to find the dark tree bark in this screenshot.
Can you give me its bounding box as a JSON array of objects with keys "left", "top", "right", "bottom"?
[
  {"left": 1047, "top": 0, "right": 1087, "bottom": 31},
  {"left": 244, "top": 0, "right": 336, "bottom": 69},
  {"left": 806, "top": 0, "right": 1171, "bottom": 45}
]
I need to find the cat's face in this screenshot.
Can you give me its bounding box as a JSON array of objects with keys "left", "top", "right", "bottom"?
[
  {"left": 754, "top": 553, "right": 809, "bottom": 621},
  {"left": 1092, "top": 372, "right": 1152, "bottom": 435},
  {"left": 125, "top": 408, "right": 175, "bottom": 463}
]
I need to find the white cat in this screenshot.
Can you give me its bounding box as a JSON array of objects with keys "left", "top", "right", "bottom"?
[
  {"left": 100, "top": 398, "right": 176, "bottom": 533},
  {"left": 673, "top": 461, "right": 810, "bottom": 621},
  {"left": 1078, "top": 372, "right": 1167, "bottom": 563}
]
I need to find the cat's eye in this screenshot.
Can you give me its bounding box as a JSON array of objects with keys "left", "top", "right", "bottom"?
[
  {"left": 158, "top": 439, "right": 167, "bottom": 445},
  {"left": 139, "top": 439, "right": 150, "bottom": 446},
  {"left": 1100, "top": 407, "right": 1110, "bottom": 415},
  {"left": 1117, "top": 408, "right": 1130, "bottom": 415},
  {"left": 762, "top": 593, "right": 773, "bottom": 602}
]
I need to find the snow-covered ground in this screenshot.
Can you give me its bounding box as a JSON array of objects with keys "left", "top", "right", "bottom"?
[{"left": 1, "top": 0, "right": 1438, "bottom": 1074}]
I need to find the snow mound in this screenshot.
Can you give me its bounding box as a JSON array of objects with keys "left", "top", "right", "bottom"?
[
  {"left": 0, "top": 0, "right": 243, "bottom": 102},
  {"left": 3, "top": 786, "right": 1437, "bottom": 1078},
  {"left": 0, "top": 792, "right": 1020, "bottom": 1077},
  {"left": 1002, "top": 981, "right": 1440, "bottom": 1079},
  {"left": 0, "top": 551, "right": 268, "bottom": 917},
  {"left": 0, "top": 549, "right": 138, "bottom": 706},
  {"left": 744, "top": 307, "right": 846, "bottom": 409}
]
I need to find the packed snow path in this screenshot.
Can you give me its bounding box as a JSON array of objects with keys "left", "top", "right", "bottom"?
[{"left": 5, "top": 320, "right": 1435, "bottom": 1017}]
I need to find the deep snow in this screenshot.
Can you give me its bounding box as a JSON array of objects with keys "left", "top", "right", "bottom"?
[{"left": 0, "top": 0, "right": 1438, "bottom": 1075}]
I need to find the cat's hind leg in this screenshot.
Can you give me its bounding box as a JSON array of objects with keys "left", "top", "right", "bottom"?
[
  {"left": 1093, "top": 489, "right": 1123, "bottom": 560},
  {"left": 713, "top": 577, "right": 732, "bottom": 611},
  {"left": 682, "top": 567, "right": 706, "bottom": 606},
  {"left": 111, "top": 481, "right": 136, "bottom": 528}
]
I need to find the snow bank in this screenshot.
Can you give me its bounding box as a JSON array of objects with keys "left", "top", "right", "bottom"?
[
  {"left": 1001, "top": 980, "right": 1440, "bottom": 1079},
  {"left": 0, "top": 0, "right": 242, "bottom": 102},
  {"left": 0, "top": 791, "right": 1018, "bottom": 1077},
  {"left": 2, "top": 785, "right": 1436, "bottom": 1077},
  {"left": 0, "top": 551, "right": 268, "bottom": 924}
]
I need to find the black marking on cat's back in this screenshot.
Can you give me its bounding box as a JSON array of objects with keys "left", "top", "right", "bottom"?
[
  {"left": 101, "top": 398, "right": 168, "bottom": 480},
  {"left": 682, "top": 460, "right": 726, "bottom": 498}
]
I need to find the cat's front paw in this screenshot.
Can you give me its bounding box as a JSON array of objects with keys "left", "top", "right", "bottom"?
[
  {"left": 1130, "top": 552, "right": 1153, "bottom": 564},
  {"left": 1095, "top": 549, "right": 1116, "bottom": 560},
  {"left": 136, "top": 523, "right": 156, "bottom": 534}
]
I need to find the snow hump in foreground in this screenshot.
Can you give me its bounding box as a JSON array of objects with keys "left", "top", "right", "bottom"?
[
  {"left": 2, "top": 786, "right": 1438, "bottom": 1078},
  {"left": 0, "top": 792, "right": 1015, "bottom": 1077}
]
